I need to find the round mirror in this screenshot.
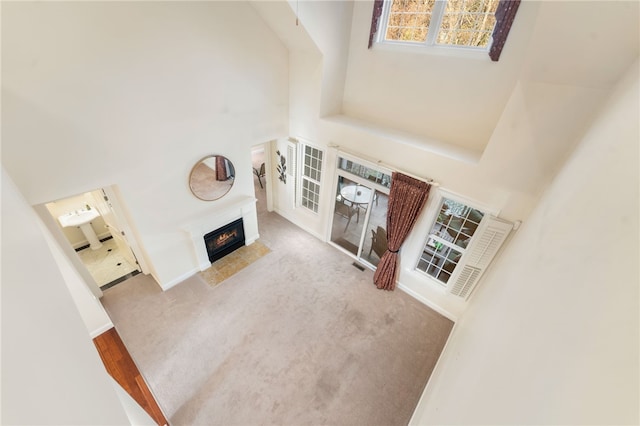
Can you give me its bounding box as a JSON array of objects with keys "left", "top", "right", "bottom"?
[{"left": 189, "top": 155, "right": 235, "bottom": 201}]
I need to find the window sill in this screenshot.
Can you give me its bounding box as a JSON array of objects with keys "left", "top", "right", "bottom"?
[{"left": 371, "top": 41, "right": 491, "bottom": 61}]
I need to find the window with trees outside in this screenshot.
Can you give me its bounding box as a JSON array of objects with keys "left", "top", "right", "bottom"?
[
  {"left": 369, "top": 0, "right": 521, "bottom": 60},
  {"left": 383, "top": 0, "right": 499, "bottom": 48},
  {"left": 416, "top": 197, "right": 484, "bottom": 284},
  {"left": 300, "top": 145, "right": 323, "bottom": 213}
]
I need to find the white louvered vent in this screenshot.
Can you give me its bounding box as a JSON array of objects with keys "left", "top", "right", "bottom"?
[
  {"left": 450, "top": 266, "right": 482, "bottom": 297},
  {"left": 287, "top": 139, "right": 298, "bottom": 206},
  {"left": 287, "top": 138, "right": 297, "bottom": 177},
  {"left": 466, "top": 219, "right": 513, "bottom": 267},
  {"left": 449, "top": 216, "right": 514, "bottom": 299}
]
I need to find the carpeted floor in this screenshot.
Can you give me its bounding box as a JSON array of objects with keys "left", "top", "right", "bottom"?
[{"left": 101, "top": 186, "right": 454, "bottom": 425}]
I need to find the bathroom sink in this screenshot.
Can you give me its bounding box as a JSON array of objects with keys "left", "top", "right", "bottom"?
[
  {"left": 58, "top": 209, "right": 103, "bottom": 250},
  {"left": 58, "top": 209, "right": 100, "bottom": 228}
]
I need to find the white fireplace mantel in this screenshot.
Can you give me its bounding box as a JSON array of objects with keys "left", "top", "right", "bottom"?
[{"left": 183, "top": 196, "right": 259, "bottom": 271}]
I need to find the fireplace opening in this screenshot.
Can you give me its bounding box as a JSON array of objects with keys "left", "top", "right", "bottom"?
[{"left": 204, "top": 218, "right": 245, "bottom": 263}]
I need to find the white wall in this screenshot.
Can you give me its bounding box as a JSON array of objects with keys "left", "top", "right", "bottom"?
[
  {"left": 411, "top": 58, "right": 639, "bottom": 425},
  {"left": 2, "top": 1, "right": 289, "bottom": 288},
  {"left": 289, "top": 0, "right": 354, "bottom": 116},
  {"left": 3, "top": 0, "right": 637, "bottom": 311},
  {"left": 1, "top": 168, "right": 130, "bottom": 425},
  {"left": 40, "top": 220, "right": 114, "bottom": 338},
  {"left": 267, "top": 0, "right": 639, "bottom": 317},
  {"left": 341, "top": 1, "right": 538, "bottom": 153}
]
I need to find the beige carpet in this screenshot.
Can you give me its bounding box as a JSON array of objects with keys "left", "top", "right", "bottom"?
[
  {"left": 101, "top": 196, "right": 454, "bottom": 425},
  {"left": 200, "top": 241, "right": 270, "bottom": 287}
]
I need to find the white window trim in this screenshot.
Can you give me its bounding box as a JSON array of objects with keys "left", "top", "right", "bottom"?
[
  {"left": 372, "top": 38, "right": 490, "bottom": 60},
  {"left": 413, "top": 188, "right": 497, "bottom": 288},
  {"left": 376, "top": 0, "right": 495, "bottom": 54},
  {"left": 297, "top": 141, "right": 325, "bottom": 215}
]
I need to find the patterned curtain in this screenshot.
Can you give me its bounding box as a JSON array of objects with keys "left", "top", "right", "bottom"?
[
  {"left": 374, "top": 172, "right": 431, "bottom": 291},
  {"left": 216, "top": 156, "right": 228, "bottom": 181},
  {"left": 489, "top": 0, "right": 521, "bottom": 61},
  {"left": 368, "top": 0, "right": 384, "bottom": 48}
]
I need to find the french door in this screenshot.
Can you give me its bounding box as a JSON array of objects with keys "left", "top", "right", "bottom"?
[{"left": 329, "top": 155, "right": 391, "bottom": 269}]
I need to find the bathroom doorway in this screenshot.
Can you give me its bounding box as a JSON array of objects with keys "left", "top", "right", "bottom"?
[
  {"left": 251, "top": 142, "right": 271, "bottom": 215},
  {"left": 43, "top": 186, "right": 142, "bottom": 291}
]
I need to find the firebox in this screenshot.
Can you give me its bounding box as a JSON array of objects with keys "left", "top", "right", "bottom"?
[{"left": 203, "top": 218, "right": 245, "bottom": 263}]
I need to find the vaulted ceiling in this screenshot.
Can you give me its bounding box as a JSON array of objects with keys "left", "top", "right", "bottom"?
[{"left": 251, "top": 1, "right": 639, "bottom": 158}]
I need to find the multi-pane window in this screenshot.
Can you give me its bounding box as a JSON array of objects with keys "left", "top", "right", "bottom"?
[
  {"left": 416, "top": 198, "right": 484, "bottom": 284},
  {"left": 300, "top": 145, "right": 323, "bottom": 213},
  {"left": 382, "top": 0, "right": 500, "bottom": 49},
  {"left": 337, "top": 157, "right": 391, "bottom": 188}
]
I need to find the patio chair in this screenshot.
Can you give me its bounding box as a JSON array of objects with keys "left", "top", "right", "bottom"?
[
  {"left": 369, "top": 226, "right": 388, "bottom": 258},
  {"left": 335, "top": 200, "right": 359, "bottom": 232}
]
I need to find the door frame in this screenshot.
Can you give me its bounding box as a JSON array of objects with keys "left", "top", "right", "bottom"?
[
  {"left": 101, "top": 185, "right": 150, "bottom": 275},
  {"left": 251, "top": 141, "right": 273, "bottom": 212},
  {"left": 327, "top": 151, "right": 392, "bottom": 268},
  {"left": 36, "top": 184, "right": 151, "bottom": 297}
]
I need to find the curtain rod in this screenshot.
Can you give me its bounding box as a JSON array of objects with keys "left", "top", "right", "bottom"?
[{"left": 329, "top": 144, "right": 440, "bottom": 187}]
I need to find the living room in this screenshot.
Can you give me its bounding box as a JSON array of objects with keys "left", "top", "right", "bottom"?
[{"left": 2, "top": 1, "right": 638, "bottom": 424}]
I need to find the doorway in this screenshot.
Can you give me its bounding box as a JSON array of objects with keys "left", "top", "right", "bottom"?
[
  {"left": 251, "top": 143, "right": 269, "bottom": 215},
  {"left": 329, "top": 154, "right": 391, "bottom": 269},
  {"left": 44, "top": 187, "right": 141, "bottom": 290}
]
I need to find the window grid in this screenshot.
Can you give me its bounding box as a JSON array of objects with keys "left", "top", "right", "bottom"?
[
  {"left": 437, "top": 0, "right": 499, "bottom": 47},
  {"left": 301, "top": 180, "right": 320, "bottom": 212},
  {"left": 300, "top": 146, "right": 323, "bottom": 213},
  {"left": 383, "top": 0, "right": 499, "bottom": 49},
  {"left": 385, "top": 0, "right": 436, "bottom": 42},
  {"left": 416, "top": 198, "right": 485, "bottom": 284},
  {"left": 417, "top": 237, "right": 462, "bottom": 284},
  {"left": 338, "top": 157, "right": 391, "bottom": 188}
]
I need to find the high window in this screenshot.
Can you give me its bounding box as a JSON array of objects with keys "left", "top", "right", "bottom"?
[
  {"left": 300, "top": 145, "right": 323, "bottom": 213},
  {"left": 369, "top": 0, "right": 521, "bottom": 61},
  {"left": 383, "top": 0, "right": 499, "bottom": 48}
]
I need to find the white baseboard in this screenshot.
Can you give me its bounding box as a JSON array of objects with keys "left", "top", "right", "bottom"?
[
  {"left": 161, "top": 234, "right": 260, "bottom": 292},
  {"left": 161, "top": 268, "right": 199, "bottom": 291},
  {"left": 397, "top": 282, "right": 458, "bottom": 322},
  {"left": 272, "top": 208, "right": 325, "bottom": 241},
  {"left": 245, "top": 233, "right": 259, "bottom": 245},
  {"left": 89, "top": 322, "right": 114, "bottom": 339},
  {"left": 408, "top": 321, "right": 459, "bottom": 425}
]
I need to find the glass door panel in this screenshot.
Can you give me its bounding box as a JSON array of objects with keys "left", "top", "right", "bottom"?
[
  {"left": 361, "top": 190, "right": 388, "bottom": 268},
  {"left": 330, "top": 175, "right": 390, "bottom": 269},
  {"left": 330, "top": 177, "right": 371, "bottom": 256}
]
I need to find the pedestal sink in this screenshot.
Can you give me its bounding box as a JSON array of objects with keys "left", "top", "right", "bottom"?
[{"left": 58, "top": 209, "right": 103, "bottom": 250}]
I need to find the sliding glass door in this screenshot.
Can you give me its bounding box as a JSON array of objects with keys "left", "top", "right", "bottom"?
[{"left": 329, "top": 155, "right": 391, "bottom": 268}]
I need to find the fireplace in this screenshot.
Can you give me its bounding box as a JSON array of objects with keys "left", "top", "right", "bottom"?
[{"left": 203, "top": 218, "right": 245, "bottom": 263}]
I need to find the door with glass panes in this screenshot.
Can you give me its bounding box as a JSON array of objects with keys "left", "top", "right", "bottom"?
[{"left": 329, "top": 156, "right": 391, "bottom": 268}]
